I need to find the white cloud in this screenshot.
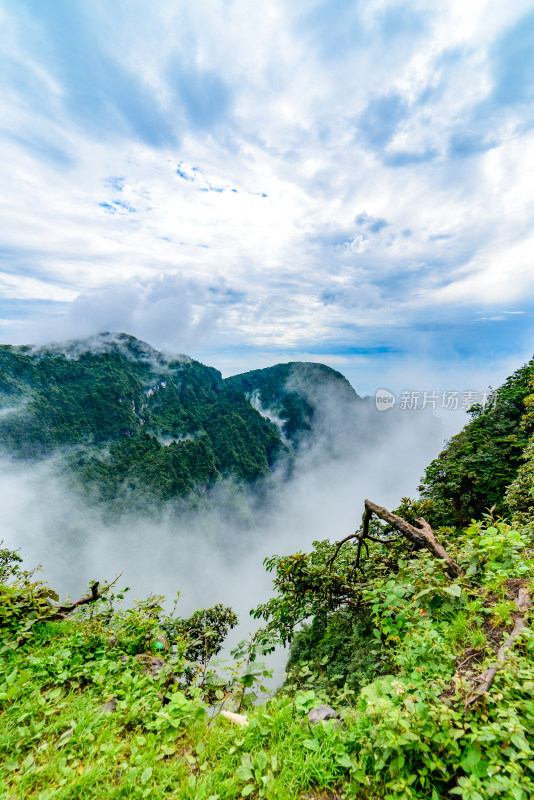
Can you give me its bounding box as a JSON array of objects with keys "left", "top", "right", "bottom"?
[
  {"left": 0, "top": 0, "right": 533, "bottom": 374},
  {"left": 0, "top": 271, "right": 77, "bottom": 302}
]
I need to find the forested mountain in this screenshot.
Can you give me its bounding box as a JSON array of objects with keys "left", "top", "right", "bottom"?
[
  {"left": 225, "top": 362, "right": 362, "bottom": 443},
  {"left": 3, "top": 333, "right": 534, "bottom": 523},
  {"left": 419, "top": 359, "right": 534, "bottom": 525},
  {"left": 0, "top": 333, "right": 365, "bottom": 507}
]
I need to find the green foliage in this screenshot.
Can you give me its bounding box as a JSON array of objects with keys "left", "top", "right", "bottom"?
[
  {"left": 0, "top": 542, "right": 22, "bottom": 583},
  {"left": 505, "top": 436, "right": 534, "bottom": 522},
  {"left": 162, "top": 602, "right": 239, "bottom": 693},
  {"left": 351, "top": 651, "right": 534, "bottom": 800},
  {"left": 165, "top": 604, "right": 238, "bottom": 665},
  {"left": 0, "top": 334, "right": 286, "bottom": 507},
  {"left": 505, "top": 379, "right": 534, "bottom": 522},
  {"left": 419, "top": 359, "right": 534, "bottom": 525},
  {"left": 213, "top": 637, "right": 275, "bottom": 713},
  {"left": 394, "top": 496, "right": 436, "bottom": 526},
  {"left": 235, "top": 749, "right": 278, "bottom": 797},
  {"left": 0, "top": 545, "right": 63, "bottom": 649},
  {"left": 257, "top": 515, "right": 534, "bottom": 798},
  {"left": 2, "top": 513, "right": 534, "bottom": 798},
  {"left": 0, "top": 557, "right": 350, "bottom": 799},
  {"left": 286, "top": 611, "right": 376, "bottom": 694},
  {"left": 224, "top": 361, "right": 359, "bottom": 443},
  {"left": 0, "top": 580, "right": 61, "bottom": 650},
  {"left": 458, "top": 515, "right": 532, "bottom": 585},
  {"left": 252, "top": 522, "right": 413, "bottom": 647}
]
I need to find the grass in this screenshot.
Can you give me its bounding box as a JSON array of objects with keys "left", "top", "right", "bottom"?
[
  {"left": 3, "top": 518, "right": 534, "bottom": 799},
  {"left": 0, "top": 628, "right": 357, "bottom": 800}
]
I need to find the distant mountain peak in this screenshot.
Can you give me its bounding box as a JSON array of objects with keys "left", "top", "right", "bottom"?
[
  {"left": 28, "top": 332, "right": 190, "bottom": 367},
  {"left": 224, "top": 361, "right": 361, "bottom": 442},
  {"left": 0, "top": 333, "right": 373, "bottom": 509}
]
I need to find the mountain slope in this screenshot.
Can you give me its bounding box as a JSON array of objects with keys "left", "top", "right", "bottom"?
[
  {"left": 419, "top": 358, "right": 534, "bottom": 525},
  {"left": 224, "top": 361, "right": 363, "bottom": 444},
  {"left": 0, "top": 333, "right": 285, "bottom": 505}
]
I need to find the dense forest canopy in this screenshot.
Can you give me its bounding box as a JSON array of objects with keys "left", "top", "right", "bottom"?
[
  {"left": 225, "top": 362, "right": 362, "bottom": 443},
  {"left": 1, "top": 334, "right": 367, "bottom": 509},
  {"left": 419, "top": 359, "right": 534, "bottom": 525}
]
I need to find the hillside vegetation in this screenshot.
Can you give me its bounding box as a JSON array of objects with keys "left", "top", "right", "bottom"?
[
  {"left": 419, "top": 359, "right": 534, "bottom": 525},
  {"left": 0, "top": 334, "right": 299, "bottom": 507},
  {"left": 2, "top": 351, "right": 534, "bottom": 799},
  {"left": 225, "top": 362, "right": 362, "bottom": 444}
]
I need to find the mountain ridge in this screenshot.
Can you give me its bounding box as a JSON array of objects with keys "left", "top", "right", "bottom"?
[{"left": 0, "top": 332, "right": 363, "bottom": 508}]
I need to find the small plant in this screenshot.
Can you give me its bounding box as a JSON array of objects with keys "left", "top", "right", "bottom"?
[
  {"left": 491, "top": 599, "right": 517, "bottom": 627},
  {"left": 161, "top": 600, "right": 238, "bottom": 693},
  {"left": 236, "top": 750, "right": 278, "bottom": 797},
  {"left": 209, "top": 635, "right": 274, "bottom": 714}
]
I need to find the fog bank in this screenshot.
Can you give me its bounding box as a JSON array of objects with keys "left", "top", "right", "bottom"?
[{"left": 0, "top": 398, "right": 449, "bottom": 638}]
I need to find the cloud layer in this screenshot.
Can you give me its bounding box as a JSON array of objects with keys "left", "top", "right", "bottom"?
[{"left": 1, "top": 0, "right": 534, "bottom": 392}]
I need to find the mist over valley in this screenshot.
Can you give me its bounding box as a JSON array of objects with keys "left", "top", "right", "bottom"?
[{"left": 0, "top": 332, "right": 448, "bottom": 625}]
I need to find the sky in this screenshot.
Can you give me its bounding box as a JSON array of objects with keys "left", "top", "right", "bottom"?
[{"left": 2, "top": 0, "right": 534, "bottom": 400}]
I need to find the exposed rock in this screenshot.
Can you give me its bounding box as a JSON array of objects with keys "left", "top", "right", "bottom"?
[
  {"left": 308, "top": 705, "right": 340, "bottom": 724},
  {"left": 136, "top": 654, "right": 166, "bottom": 678},
  {"left": 99, "top": 697, "right": 117, "bottom": 713},
  {"left": 154, "top": 633, "right": 169, "bottom": 651},
  {"left": 135, "top": 653, "right": 177, "bottom": 693}
]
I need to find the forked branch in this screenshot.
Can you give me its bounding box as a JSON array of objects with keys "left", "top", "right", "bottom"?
[
  {"left": 57, "top": 581, "right": 102, "bottom": 613},
  {"left": 50, "top": 574, "right": 122, "bottom": 620},
  {"left": 328, "top": 499, "right": 464, "bottom": 580},
  {"left": 364, "top": 500, "right": 464, "bottom": 579}
]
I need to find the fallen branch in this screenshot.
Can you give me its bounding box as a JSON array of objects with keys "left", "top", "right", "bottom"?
[
  {"left": 455, "top": 648, "right": 482, "bottom": 671},
  {"left": 328, "top": 499, "right": 464, "bottom": 580},
  {"left": 327, "top": 532, "right": 360, "bottom": 570},
  {"left": 465, "top": 587, "right": 530, "bottom": 707},
  {"left": 50, "top": 574, "right": 122, "bottom": 620},
  {"left": 364, "top": 500, "right": 464, "bottom": 579},
  {"left": 49, "top": 583, "right": 101, "bottom": 620},
  {"left": 59, "top": 581, "right": 101, "bottom": 612}
]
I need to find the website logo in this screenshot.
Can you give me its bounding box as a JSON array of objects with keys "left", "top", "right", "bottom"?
[{"left": 375, "top": 388, "right": 396, "bottom": 411}]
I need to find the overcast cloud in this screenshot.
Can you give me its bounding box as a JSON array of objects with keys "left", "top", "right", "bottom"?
[{"left": 1, "top": 0, "right": 534, "bottom": 394}]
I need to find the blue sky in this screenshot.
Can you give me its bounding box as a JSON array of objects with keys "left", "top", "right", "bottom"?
[{"left": 1, "top": 0, "right": 534, "bottom": 398}]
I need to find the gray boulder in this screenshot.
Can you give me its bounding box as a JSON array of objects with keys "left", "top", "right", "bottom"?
[
  {"left": 308, "top": 705, "right": 340, "bottom": 724},
  {"left": 99, "top": 697, "right": 118, "bottom": 713}
]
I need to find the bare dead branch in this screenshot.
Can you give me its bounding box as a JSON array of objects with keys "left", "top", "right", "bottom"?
[
  {"left": 327, "top": 500, "right": 464, "bottom": 581},
  {"left": 52, "top": 582, "right": 102, "bottom": 618},
  {"left": 362, "top": 505, "right": 371, "bottom": 539},
  {"left": 364, "top": 500, "right": 464, "bottom": 579},
  {"left": 355, "top": 505, "right": 372, "bottom": 576},
  {"left": 466, "top": 588, "right": 530, "bottom": 706},
  {"left": 353, "top": 535, "right": 365, "bottom": 578},
  {"left": 455, "top": 648, "right": 481, "bottom": 671},
  {"left": 365, "top": 533, "right": 403, "bottom": 544},
  {"left": 327, "top": 532, "right": 359, "bottom": 568},
  {"left": 49, "top": 574, "right": 122, "bottom": 621}
]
